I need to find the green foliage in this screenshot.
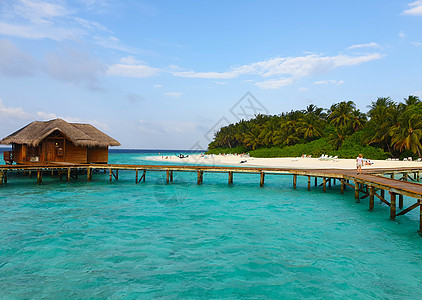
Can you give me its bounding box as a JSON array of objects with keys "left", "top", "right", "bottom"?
[
  {"left": 206, "top": 146, "right": 247, "bottom": 155},
  {"left": 207, "top": 96, "right": 422, "bottom": 158}
]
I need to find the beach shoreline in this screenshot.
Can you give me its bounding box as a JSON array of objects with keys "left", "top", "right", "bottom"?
[{"left": 146, "top": 154, "right": 420, "bottom": 170}]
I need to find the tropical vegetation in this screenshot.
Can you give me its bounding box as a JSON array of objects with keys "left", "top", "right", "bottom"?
[{"left": 207, "top": 96, "right": 422, "bottom": 159}]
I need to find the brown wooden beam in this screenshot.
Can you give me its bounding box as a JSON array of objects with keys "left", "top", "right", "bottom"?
[
  {"left": 37, "top": 169, "right": 42, "bottom": 183},
  {"left": 293, "top": 174, "right": 296, "bottom": 189},
  {"left": 197, "top": 170, "right": 203, "bottom": 185},
  {"left": 396, "top": 201, "right": 420, "bottom": 216},
  {"left": 390, "top": 192, "right": 397, "bottom": 220},
  {"left": 170, "top": 171, "right": 173, "bottom": 182},
  {"left": 399, "top": 194, "right": 404, "bottom": 210},
  {"left": 308, "top": 176, "right": 311, "bottom": 191},
  {"left": 354, "top": 181, "right": 359, "bottom": 202},
  {"left": 369, "top": 186, "right": 375, "bottom": 211},
  {"left": 166, "top": 170, "right": 170, "bottom": 184},
  {"left": 341, "top": 179, "right": 344, "bottom": 194},
  {"left": 67, "top": 168, "right": 71, "bottom": 182},
  {"left": 374, "top": 190, "right": 390, "bottom": 207},
  {"left": 228, "top": 171, "right": 233, "bottom": 185},
  {"left": 323, "top": 177, "right": 326, "bottom": 193}
]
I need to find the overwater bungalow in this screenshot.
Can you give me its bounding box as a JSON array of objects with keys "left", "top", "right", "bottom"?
[{"left": 1, "top": 119, "right": 120, "bottom": 164}]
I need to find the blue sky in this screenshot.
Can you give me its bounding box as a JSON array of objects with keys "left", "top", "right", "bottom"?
[{"left": 1, "top": 0, "right": 422, "bottom": 149}]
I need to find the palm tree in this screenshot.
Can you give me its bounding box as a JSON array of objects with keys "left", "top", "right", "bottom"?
[
  {"left": 349, "top": 109, "right": 367, "bottom": 132},
  {"left": 298, "top": 113, "right": 324, "bottom": 141},
  {"left": 328, "top": 101, "right": 356, "bottom": 127},
  {"left": 328, "top": 126, "right": 351, "bottom": 150},
  {"left": 243, "top": 126, "right": 262, "bottom": 150},
  {"left": 390, "top": 113, "right": 422, "bottom": 157}
]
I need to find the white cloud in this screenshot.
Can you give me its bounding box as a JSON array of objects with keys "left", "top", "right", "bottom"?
[
  {"left": 298, "top": 87, "right": 308, "bottom": 92},
  {"left": 172, "top": 53, "right": 382, "bottom": 89},
  {"left": 12, "top": 0, "right": 70, "bottom": 25},
  {"left": 0, "top": 39, "right": 35, "bottom": 77},
  {"left": 107, "top": 56, "right": 160, "bottom": 78},
  {"left": 402, "top": 0, "right": 422, "bottom": 16},
  {"left": 411, "top": 41, "right": 422, "bottom": 47},
  {"left": 164, "top": 92, "right": 182, "bottom": 98},
  {"left": 399, "top": 30, "right": 406, "bottom": 39},
  {"left": 313, "top": 80, "right": 344, "bottom": 85},
  {"left": 153, "top": 84, "right": 163, "bottom": 88},
  {"left": 348, "top": 42, "right": 380, "bottom": 49},
  {"left": 0, "top": 98, "right": 31, "bottom": 119},
  {"left": 254, "top": 78, "right": 295, "bottom": 90},
  {"left": 43, "top": 48, "right": 106, "bottom": 89},
  {"left": 36, "top": 111, "right": 57, "bottom": 119}
]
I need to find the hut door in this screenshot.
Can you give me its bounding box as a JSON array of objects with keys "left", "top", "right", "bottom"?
[{"left": 46, "top": 142, "right": 56, "bottom": 161}]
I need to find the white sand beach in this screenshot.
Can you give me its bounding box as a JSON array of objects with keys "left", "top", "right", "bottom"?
[{"left": 147, "top": 154, "right": 420, "bottom": 170}]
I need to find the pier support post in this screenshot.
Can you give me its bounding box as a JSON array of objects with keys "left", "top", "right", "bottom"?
[
  {"left": 228, "top": 171, "right": 233, "bottom": 185},
  {"left": 419, "top": 199, "right": 422, "bottom": 233},
  {"left": 323, "top": 177, "right": 326, "bottom": 193},
  {"left": 170, "top": 171, "right": 173, "bottom": 182},
  {"left": 260, "top": 172, "right": 265, "bottom": 187},
  {"left": 381, "top": 189, "right": 385, "bottom": 200},
  {"left": 135, "top": 169, "right": 138, "bottom": 184},
  {"left": 417, "top": 172, "right": 420, "bottom": 182},
  {"left": 87, "top": 168, "right": 92, "bottom": 181},
  {"left": 391, "top": 173, "right": 395, "bottom": 179},
  {"left": 37, "top": 169, "right": 42, "bottom": 183},
  {"left": 142, "top": 170, "right": 146, "bottom": 182},
  {"left": 308, "top": 176, "right": 311, "bottom": 190},
  {"left": 293, "top": 174, "right": 296, "bottom": 189},
  {"left": 67, "top": 168, "right": 71, "bottom": 182},
  {"left": 315, "top": 177, "right": 317, "bottom": 186},
  {"left": 109, "top": 169, "right": 112, "bottom": 182},
  {"left": 116, "top": 170, "right": 118, "bottom": 180},
  {"left": 369, "top": 187, "right": 375, "bottom": 211},
  {"left": 166, "top": 170, "right": 170, "bottom": 184},
  {"left": 390, "top": 192, "right": 397, "bottom": 220},
  {"left": 354, "top": 181, "right": 359, "bottom": 202},
  {"left": 197, "top": 171, "right": 203, "bottom": 185},
  {"left": 3, "top": 171, "right": 6, "bottom": 184},
  {"left": 341, "top": 179, "right": 344, "bottom": 194},
  {"left": 328, "top": 178, "right": 331, "bottom": 188},
  {"left": 399, "top": 194, "right": 404, "bottom": 209},
  {"left": 0, "top": 171, "right": 3, "bottom": 185}
]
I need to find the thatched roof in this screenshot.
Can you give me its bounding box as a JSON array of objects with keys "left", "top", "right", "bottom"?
[{"left": 0, "top": 119, "right": 120, "bottom": 147}]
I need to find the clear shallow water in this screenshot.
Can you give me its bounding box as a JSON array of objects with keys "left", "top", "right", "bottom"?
[{"left": 1, "top": 151, "right": 422, "bottom": 299}]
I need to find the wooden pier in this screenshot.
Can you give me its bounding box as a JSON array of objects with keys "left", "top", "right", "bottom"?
[{"left": 1, "top": 163, "right": 422, "bottom": 235}]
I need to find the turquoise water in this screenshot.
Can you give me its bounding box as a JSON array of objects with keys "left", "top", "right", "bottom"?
[{"left": 1, "top": 151, "right": 422, "bottom": 299}]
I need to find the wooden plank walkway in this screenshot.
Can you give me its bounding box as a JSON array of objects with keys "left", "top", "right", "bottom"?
[{"left": 1, "top": 163, "right": 422, "bottom": 234}]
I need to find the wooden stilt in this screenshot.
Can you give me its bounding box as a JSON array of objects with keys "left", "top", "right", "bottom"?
[
  {"left": 354, "top": 181, "right": 359, "bottom": 202},
  {"left": 166, "top": 170, "right": 170, "bottom": 183},
  {"left": 67, "top": 168, "right": 71, "bottom": 182},
  {"left": 135, "top": 169, "right": 138, "bottom": 184},
  {"left": 109, "top": 168, "right": 112, "bottom": 182},
  {"left": 228, "top": 171, "right": 233, "bottom": 185},
  {"left": 51, "top": 169, "right": 54, "bottom": 178},
  {"left": 0, "top": 171, "right": 3, "bottom": 185},
  {"left": 197, "top": 170, "right": 203, "bottom": 185},
  {"left": 3, "top": 171, "right": 7, "bottom": 184},
  {"left": 37, "top": 169, "right": 42, "bottom": 183},
  {"left": 293, "top": 174, "right": 297, "bottom": 189},
  {"left": 29, "top": 170, "right": 32, "bottom": 178},
  {"left": 323, "top": 177, "right": 326, "bottom": 193},
  {"left": 381, "top": 189, "right": 385, "bottom": 199},
  {"left": 369, "top": 186, "right": 375, "bottom": 211},
  {"left": 260, "top": 172, "right": 265, "bottom": 187},
  {"left": 419, "top": 199, "right": 422, "bottom": 233},
  {"left": 390, "top": 192, "right": 396, "bottom": 220},
  {"left": 403, "top": 173, "right": 408, "bottom": 181},
  {"left": 116, "top": 170, "right": 118, "bottom": 180},
  {"left": 170, "top": 171, "right": 173, "bottom": 182},
  {"left": 315, "top": 177, "right": 317, "bottom": 186},
  {"left": 308, "top": 176, "right": 311, "bottom": 190},
  {"left": 417, "top": 171, "right": 420, "bottom": 182},
  {"left": 87, "top": 167, "right": 92, "bottom": 181},
  {"left": 142, "top": 170, "right": 146, "bottom": 182},
  {"left": 341, "top": 179, "right": 344, "bottom": 194},
  {"left": 399, "top": 194, "right": 404, "bottom": 209},
  {"left": 60, "top": 170, "right": 63, "bottom": 180},
  {"left": 328, "top": 178, "right": 331, "bottom": 188},
  {"left": 391, "top": 173, "right": 394, "bottom": 179}
]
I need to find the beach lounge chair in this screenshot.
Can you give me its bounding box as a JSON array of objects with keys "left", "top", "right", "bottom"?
[{"left": 416, "top": 158, "right": 422, "bottom": 162}]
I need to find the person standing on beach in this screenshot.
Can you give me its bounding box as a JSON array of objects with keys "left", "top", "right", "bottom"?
[{"left": 356, "top": 153, "right": 363, "bottom": 175}]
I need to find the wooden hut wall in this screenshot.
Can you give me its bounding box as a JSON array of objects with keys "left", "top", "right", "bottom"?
[
  {"left": 87, "top": 147, "right": 109, "bottom": 163},
  {"left": 13, "top": 144, "right": 25, "bottom": 163},
  {"left": 64, "top": 140, "right": 87, "bottom": 163}
]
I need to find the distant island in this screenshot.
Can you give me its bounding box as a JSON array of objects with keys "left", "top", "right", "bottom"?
[{"left": 207, "top": 96, "right": 422, "bottom": 160}]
